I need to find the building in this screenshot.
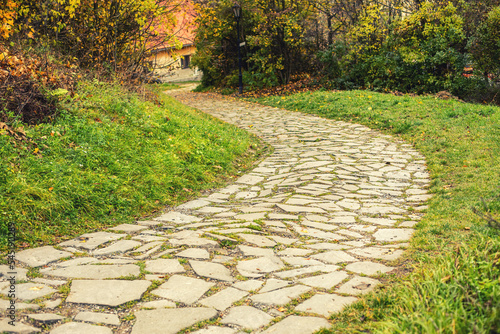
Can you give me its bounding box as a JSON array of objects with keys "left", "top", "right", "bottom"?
[{"left": 149, "top": 0, "right": 201, "bottom": 82}]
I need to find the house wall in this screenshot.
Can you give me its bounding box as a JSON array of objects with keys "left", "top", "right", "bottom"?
[{"left": 149, "top": 45, "right": 201, "bottom": 82}]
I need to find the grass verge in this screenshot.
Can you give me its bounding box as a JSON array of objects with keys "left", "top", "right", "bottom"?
[
  {"left": 0, "top": 80, "right": 265, "bottom": 249},
  {"left": 253, "top": 90, "right": 500, "bottom": 333}
]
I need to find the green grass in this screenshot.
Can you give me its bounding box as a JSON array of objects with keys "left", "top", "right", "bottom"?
[
  {"left": 253, "top": 90, "right": 500, "bottom": 333},
  {"left": 0, "top": 80, "right": 265, "bottom": 249}
]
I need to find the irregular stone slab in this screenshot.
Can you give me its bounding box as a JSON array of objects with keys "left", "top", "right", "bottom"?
[
  {"left": 41, "top": 264, "right": 139, "bottom": 279},
  {"left": 54, "top": 257, "right": 97, "bottom": 267},
  {"left": 237, "top": 257, "right": 284, "bottom": 277},
  {"left": 236, "top": 174, "right": 264, "bottom": 185},
  {"left": 250, "top": 285, "right": 311, "bottom": 306},
  {"left": 191, "top": 327, "right": 237, "bottom": 334},
  {"left": 155, "top": 211, "right": 202, "bottom": 224},
  {"left": 0, "top": 300, "right": 39, "bottom": 311},
  {"left": 93, "top": 240, "right": 141, "bottom": 256},
  {"left": 59, "top": 232, "right": 123, "bottom": 250},
  {"left": 299, "top": 271, "right": 349, "bottom": 289},
  {"left": 28, "top": 313, "right": 65, "bottom": 324},
  {"left": 277, "top": 204, "right": 325, "bottom": 213},
  {"left": 360, "top": 217, "right": 397, "bottom": 226},
  {"left": 277, "top": 248, "right": 313, "bottom": 256},
  {"left": 1, "top": 283, "right": 56, "bottom": 300},
  {"left": 274, "top": 265, "right": 339, "bottom": 278},
  {"left": 373, "top": 228, "right": 413, "bottom": 242},
  {"left": 169, "top": 237, "right": 219, "bottom": 248},
  {"left": 237, "top": 234, "right": 276, "bottom": 247},
  {"left": 190, "top": 260, "right": 234, "bottom": 282},
  {"left": 269, "top": 236, "right": 299, "bottom": 245},
  {"left": 176, "top": 248, "right": 210, "bottom": 260},
  {"left": 0, "top": 265, "right": 28, "bottom": 281},
  {"left": 132, "top": 307, "right": 217, "bottom": 334},
  {"left": 0, "top": 319, "right": 40, "bottom": 334},
  {"left": 268, "top": 213, "right": 300, "bottom": 220},
  {"left": 345, "top": 261, "right": 395, "bottom": 276},
  {"left": 235, "top": 191, "right": 258, "bottom": 200},
  {"left": 348, "top": 247, "right": 404, "bottom": 261},
  {"left": 177, "top": 199, "right": 212, "bottom": 210},
  {"left": 280, "top": 256, "right": 323, "bottom": 267},
  {"left": 145, "top": 259, "right": 185, "bottom": 274},
  {"left": 67, "top": 280, "right": 151, "bottom": 306},
  {"left": 44, "top": 299, "right": 62, "bottom": 309},
  {"left": 261, "top": 315, "right": 329, "bottom": 334},
  {"left": 238, "top": 245, "right": 275, "bottom": 257},
  {"left": 293, "top": 161, "right": 332, "bottom": 170},
  {"left": 50, "top": 322, "right": 112, "bottom": 334},
  {"left": 311, "top": 250, "right": 358, "bottom": 264},
  {"left": 16, "top": 246, "right": 72, "bottom": 267},
  {"left": 301, "top": 220, "right": 339, "bottom": 231},
  {"left": 232, "top": 279, "right": 264, "bottom": 292},
  {"left": 108, "top": 224, "right": 147, "bottom": 233},
  {"left": 235, "top": 212, "right": 267, "bottom": 221},
  {"left": 336, "top": 275, "right": 381, "bottom": 295},
  {"left": 151, "top": 275, "right": 214, "bottom": 304},
  {"left": 141, "top": 300, "right": 176, "bottom": 309},
  {"left": 74, "top": 312, "right": 120, "bottom": 326},
  {"left": 199, "top": 287, "right": 248, "bottom": 310},
  {"left": 292, "top": 224, "right": 346, "bottom": 241},
  {"left": 305, "top": 243, "right": 348, "bottom": 250},
  {"left": 336, "top": 199, "right": 361, "bottom": 210},
  {"left": 359, "top": 206, "right": 406, "bottom": 215},
  {"left": 32, "top": 278, "right": 66, "bottom": 287},
  {"left": 221, "top": 306, "right": 273, "bottom": 329},
  {"left": 295, "top": 294, "right": 357, "bottom": 316},
  {"left": 260, "top": 279, "right": 292, "bottom": 293}
]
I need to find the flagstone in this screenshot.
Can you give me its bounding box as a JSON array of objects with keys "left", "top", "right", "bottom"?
[
  {"left": 141, "top": 300, "right": 176, "bottom": 309},
  {"left": 295, "top": 294, "right": 357, "bottom": 316},
  {"left": 299, "top": 271, "right": 349, "bottom": 289},
  {"left": 151, "top": 275, "right": 214, "bottom": 304},
  {"left": 154, "top": 211, "right": 202, "bottom": 224},
  {"left": 67, "top": 280, "right": 151, "bottom": 306},
  {"left": 277, "top": 204, "right": 325, "bottom": 213},
  {"left": 16, "top": 246, "right": 72, "bottom": 267},
  {"left": 177, "top": 199, "right": 212, "bottom": 210},
  {"left": 93, "top": 240, "right": 141, "bottom": 256},
  {"left": 311, "top": 250, "right": 358, "bottom": 264},
  {"left": 108, "top": 224, "right": 147, "bottom": 233},
  {"left": 131, "top": 308, "right": 217, "bottom": 334},
  {"left": 232, "top": 279, "right": 264, "bottom": 292},
  {"left": 176, "top": 248, "right": 210, "bottom": 260},
  {"left": 1, "top": 283, "right": 55, "bottom": 300},
  {"left": 199, "top": 287, "right": 248, "bottom": 310},
  {"left": 191, "top": 327, "right": 237, "bottom": 334},
  {"left": 250, "top": 285, "right": 312, "bottom": 306},
  {"left": 373, "top": 228, "right": 414, "bottom": 242},
  {"left": 237, "top": 234, "right": 276, "bottom": 247},
  {"left": 260, "top": 315, "right": 329, "bottom": 334},
  {"left": 237, "top": 256, "right": 284, "bottom": 276},
  {"left": 336, "top": 275, "right": 381, "bottom": 295},
  {"left": 238, "top": 245, "right": 275, "bottom": 257},
  {"left": 74, "top": 312, "right": 120, "bottom": 326},
  {"left": 0, "top": 319, "right": 41, "bottom": 333},
  {"left": 145, "top": 259, "right": 185, "bottom": 274},
  {"left": 59, "top": 232, "right": 123, "bottom": 250},
  {"left": 41, "top": 264, "right": 140, "bottom": 279},
  {"left": 345, "top": 261, "right": 395, "bottom": 276},
  {"left": 190, "top": 260, "right": 234, "bottom": 282},
  {"left": 221, "top": 306, "right": 273, "bottom": 329}
]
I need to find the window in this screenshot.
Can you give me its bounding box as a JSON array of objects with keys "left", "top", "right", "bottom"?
[{"left": 181, "top": 55, "right": 190, "bottom": 69}]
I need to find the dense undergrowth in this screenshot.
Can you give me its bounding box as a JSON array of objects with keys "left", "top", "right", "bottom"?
[
  {"left": 254, "top": 91, "right": 500, "bottom": 333},
  {"left": 0, "top": 80, "right": 265, "bottom": 249}
]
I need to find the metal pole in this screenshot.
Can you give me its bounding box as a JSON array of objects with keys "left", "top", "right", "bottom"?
[{"left": 236, "top": 17, "right": 243, "bottom": 94}]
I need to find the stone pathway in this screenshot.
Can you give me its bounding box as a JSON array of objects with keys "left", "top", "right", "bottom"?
[{"left": 1, "top": 88, "right": 431, "bottom": 333}]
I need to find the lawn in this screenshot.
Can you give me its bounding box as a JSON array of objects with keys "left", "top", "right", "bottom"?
[
  {"left": 253, "top": 90, "right": 500, "bottom": 333},
  {"left": 0, "top": 80, "right": 265, "bottom": 249}
]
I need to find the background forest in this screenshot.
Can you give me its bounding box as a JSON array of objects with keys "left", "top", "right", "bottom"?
[{"left": 193, "top": 0, "right": 500, "bottom": 103}]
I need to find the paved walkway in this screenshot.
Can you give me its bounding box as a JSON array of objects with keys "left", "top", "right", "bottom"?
[{"left": 1, "top": 88, "right": 431, "bottom": 334}]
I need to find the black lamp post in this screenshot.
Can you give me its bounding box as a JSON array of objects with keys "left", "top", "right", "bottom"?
[{"left": 232, "top": 3, "right": 243, "bottom": 94}]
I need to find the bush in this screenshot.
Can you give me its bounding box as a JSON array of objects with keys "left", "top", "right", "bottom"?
[{"left": 470, "top": 5, "right": 500, "bottom": 80}]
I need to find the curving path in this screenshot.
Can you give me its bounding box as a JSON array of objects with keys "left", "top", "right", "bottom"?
[{"left": 1, "top": 88, "right": 431, "bottom": 334}]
